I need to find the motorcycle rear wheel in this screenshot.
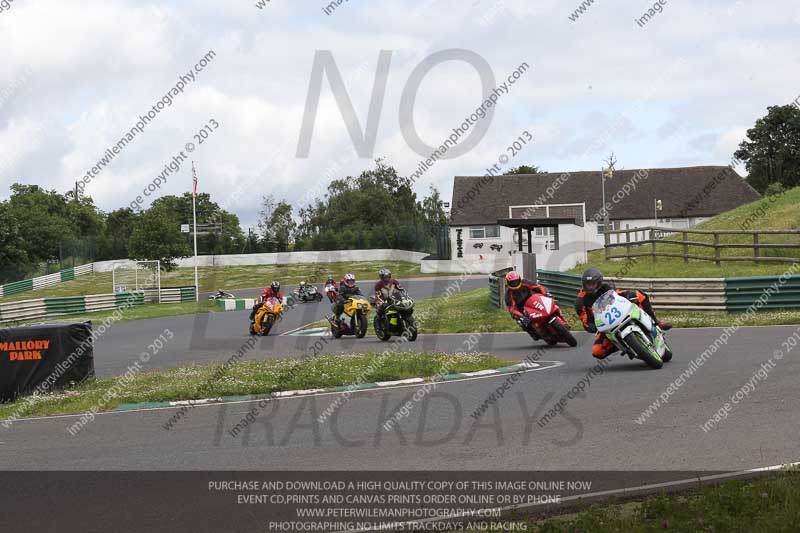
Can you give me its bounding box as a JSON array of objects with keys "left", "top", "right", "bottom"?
[
  {"left": 552, "top": 319, "right": 577, "bottom": 347},
  {"left": 626, "top": 331, "right": 663, "bottom": 369}
]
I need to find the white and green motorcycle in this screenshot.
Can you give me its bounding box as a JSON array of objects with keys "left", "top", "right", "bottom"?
[{"left": 592, "top": 290, "right": 673, "bottom": 369}]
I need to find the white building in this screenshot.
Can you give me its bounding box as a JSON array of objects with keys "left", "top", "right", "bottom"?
[{"left": 440, "top": 165, "right": 761, "bottom": 273}]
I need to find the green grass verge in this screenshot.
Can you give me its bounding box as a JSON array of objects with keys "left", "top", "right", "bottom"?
[
  {"left": 4, "top": 301, "right": 216, "bottom": 327},
  {"left": 0, "top": 260, "right": 447, "bottom": 303},
  {"left": 472, "top": 470, "right": 800, "bottom": 532},
  {"left": 0, "top": 351, "right": 510, "bottom": 420},
  {"left": 307, "top": 288, "right": 800, "bottom": 334},
  {"left": 571, "top": 186, "right": 800, "bottom": 278},
  {"left": 570, "top": 251, "right": 798, "bottom": 279}
]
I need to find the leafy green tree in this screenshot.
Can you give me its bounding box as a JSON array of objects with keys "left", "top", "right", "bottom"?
[
  {"left": 0, "top": 202, "right": 30, "bottom": 283},
  {"left": 735, "top": 105, "right": 800, "bottom": 193},
  {"left": 149, "top": 193, "right": 245, "bottom": 254},
  {"left": 128, "top": 209, "right": 191, "bottom": 271},
  {"left": 5, "top": 184, "right": 74, "bottom": 264},
  {"left": 420, "top": 186, "right": 448, "bottom": 226},
  {"left": 258, "top": 196, "right": 296, "bottom": 252},
  {"left": 505, "top": 164, "right": 542, "bottom": 175},
  {"left": 98, "top": 207, "right": 139, "bottom": 259},
  {"left": 294, "top": 159, "right": 441, "bottom": 252}
]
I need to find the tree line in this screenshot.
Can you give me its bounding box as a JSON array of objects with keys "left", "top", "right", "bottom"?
[{"left": 0, "top": 160, "right": 447, "bottom": 282}]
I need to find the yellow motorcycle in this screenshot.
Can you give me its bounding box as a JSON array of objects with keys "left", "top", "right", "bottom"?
[
  {"left": 250, "top": 297, "right": 284, "bottom": 336},
  {"left": 328, "top": 296, "right": 371, "bottom": 338}
]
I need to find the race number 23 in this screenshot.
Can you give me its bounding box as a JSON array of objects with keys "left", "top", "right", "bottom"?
[{"left": 604, "top": 307, "right": 621, "bottom": 323}]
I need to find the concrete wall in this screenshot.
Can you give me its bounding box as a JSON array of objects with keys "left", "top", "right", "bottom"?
[
  {"left": 93, "top": 250, "right": 428, "bottom": 272},
  {"left": 420, "top": 256, "right": 513, "bottom": 275}
]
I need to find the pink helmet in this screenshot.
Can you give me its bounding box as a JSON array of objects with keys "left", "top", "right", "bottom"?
[{"left": 505, "top": 271, "right": 522, "bottom": 289}]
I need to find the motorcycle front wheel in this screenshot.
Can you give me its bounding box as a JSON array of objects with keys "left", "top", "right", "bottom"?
[
  {"left": 551, "top": 319, "right": 577, "bottom": 347},
  {"left": 261, "top": 315, "right": 275, "bottom": 336},
  {"left": 356, "top": 313, "right": 368, "bottom": 338},
  {"left": 374, "top": 316, "right": 391, "bottom": 341},
  {"left": 625, "top": 331, "right": 663, "bottom": 369},
  {"left": 403, "top": 317, "right": 418, "bottom": 342}
]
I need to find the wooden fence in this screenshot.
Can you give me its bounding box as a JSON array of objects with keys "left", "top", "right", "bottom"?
[{"left": 604, "top": 226, "right": 800, "bottom": 265}]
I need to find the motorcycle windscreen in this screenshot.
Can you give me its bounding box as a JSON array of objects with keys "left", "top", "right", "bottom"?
[{"left": 592, "top": 290, "right": 632, "bottom": 332}]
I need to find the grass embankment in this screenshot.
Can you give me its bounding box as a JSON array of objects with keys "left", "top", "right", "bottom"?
[
  {"left": 0, "top": 261, "right": 443, "bottom": 303},
  {"left": 571, "top": 187, "right": 800, "bottom": 278},
  {"left": 472, "top": 470, "right": 800, "bottom": 532},
  {"left": 0, "top": 351, "right": 510, "bottom": 420},
  {"left": 311, "top": 288, "right": 800, "bottom": 334}
]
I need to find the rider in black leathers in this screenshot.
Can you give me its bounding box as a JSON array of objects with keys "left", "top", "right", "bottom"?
[{"left": 332, "top": 273, "right": 362, "bottom": 323}]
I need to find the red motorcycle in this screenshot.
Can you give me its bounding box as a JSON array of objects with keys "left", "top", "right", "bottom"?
[
  {"left": 520, "top": 293, "right": 577, "bottom": 347},
  {"left": 324, "top": 282, "right": 338, "bottom": 303}
]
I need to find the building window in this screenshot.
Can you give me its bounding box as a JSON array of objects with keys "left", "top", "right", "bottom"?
[
  {"left": 597, "top": 221, "right": 618, "bottom": 235},
  {"left": 535, "top": 227, "right": 554, "bottom": 238},
  {"left": 470, "top": 225, "right": 500, "bottom": 239}
]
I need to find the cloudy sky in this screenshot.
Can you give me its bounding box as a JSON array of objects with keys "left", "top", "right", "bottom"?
[{"left": 1, "top": 0, "right": 798, "bottom": 229}]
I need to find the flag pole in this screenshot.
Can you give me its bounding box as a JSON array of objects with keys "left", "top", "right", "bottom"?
[{"left": 192, "top": 161, "right": 199, "bottom": 302}]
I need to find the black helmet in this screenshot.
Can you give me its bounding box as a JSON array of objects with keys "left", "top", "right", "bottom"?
[
  {"left": 581, "top": 268, "right": 603, "bottom": 296},
  {"left": 326, "top": 275, "right": 334, "bottom": 283},
  {"left": 379, "top": 268, "right": 391, "bottom": 283},
  {"left": 270, "top": 281, "right": 280, "bottom": 293}
]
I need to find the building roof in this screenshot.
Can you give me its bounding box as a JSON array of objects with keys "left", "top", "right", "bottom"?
[{"left": 449, "top": 166, "right": 761, "bottom": 226}]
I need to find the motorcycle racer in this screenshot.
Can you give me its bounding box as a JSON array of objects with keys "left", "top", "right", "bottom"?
[
  {"left": 374, "top": 268, "right": 405, "bottom": 319},
  {"left": 575, "top": 267, "right": 671, "bottom": 359},
  {"left": 504, "top": 271, "right": 549, "bottom": 335},
  {"left": 332, "top": 273, "right": 363, "bottom": 324},
  {"left": 250, "top": 281, "right": 283, "bottom": 321}
]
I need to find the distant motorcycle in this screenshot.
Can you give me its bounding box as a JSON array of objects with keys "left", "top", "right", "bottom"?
[
  {"left": 208, "top": 289, "right": 235, "bottom": 301},
  {"left": 292, "top": 284, "right": 323, "bottom": 303},
  {"left": 373, "top": 290, "right": 417, "bottom": 342},
  {"left": 518, "top": 293, "right": 577, "bottom": 347},
  {"left": 324, "top": 282, "right": 338, "bottom": 303}
]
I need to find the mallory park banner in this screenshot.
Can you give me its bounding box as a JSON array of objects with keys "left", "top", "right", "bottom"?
[{"left": 0, "top": 322, "right": 94, "bottom": 401}]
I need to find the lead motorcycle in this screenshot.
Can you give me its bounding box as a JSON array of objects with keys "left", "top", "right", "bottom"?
[
  {"left": 249, "top": 297, "right": 284, "bottom": 336},
  {"left": 373, "top": 290, "right": 417, "bottom": 342},
  {"left": 518, "top": 293, "right": 577, "bottom": 347},
  {"left": 592, "top": 289, "right": 673, "bottom": 369}
]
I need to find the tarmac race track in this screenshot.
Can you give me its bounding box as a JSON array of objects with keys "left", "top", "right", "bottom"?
[{"left": 1, "top": 282, "right": 798, "bottom": 472}]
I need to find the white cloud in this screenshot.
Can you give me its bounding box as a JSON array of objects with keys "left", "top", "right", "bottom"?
[{"left": 1, "top": 0, "right": 798, "bottom": 227}]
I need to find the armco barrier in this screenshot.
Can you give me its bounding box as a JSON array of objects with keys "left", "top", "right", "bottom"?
[
  {"left": 725, "top": 275, "right": 800, "bottom": 312},
  {"left": 611, "top": 277, "right": 726, "bottom": 311},
  {"left": 536, "top": 270, "right": 583, "bottom": 308},
  {"left": 488, "top": 267, "right": 513, "bottom": 309},
  {"left": 0, "top": 286, "right": 196, "bottom": 324},
  {"left": 531, "top": 270, "right": 728, "bottom": 311},
  {"left": 0, "top": 263, "right": 94, "bottom": 299}
]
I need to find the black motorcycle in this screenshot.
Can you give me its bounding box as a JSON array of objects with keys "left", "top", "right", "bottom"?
[
  {"left": 373, "top": 290, "right": 417, "bottom": 342},
  {"left": 292, "top": 284, "right": 323, "bottom": 303}
]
